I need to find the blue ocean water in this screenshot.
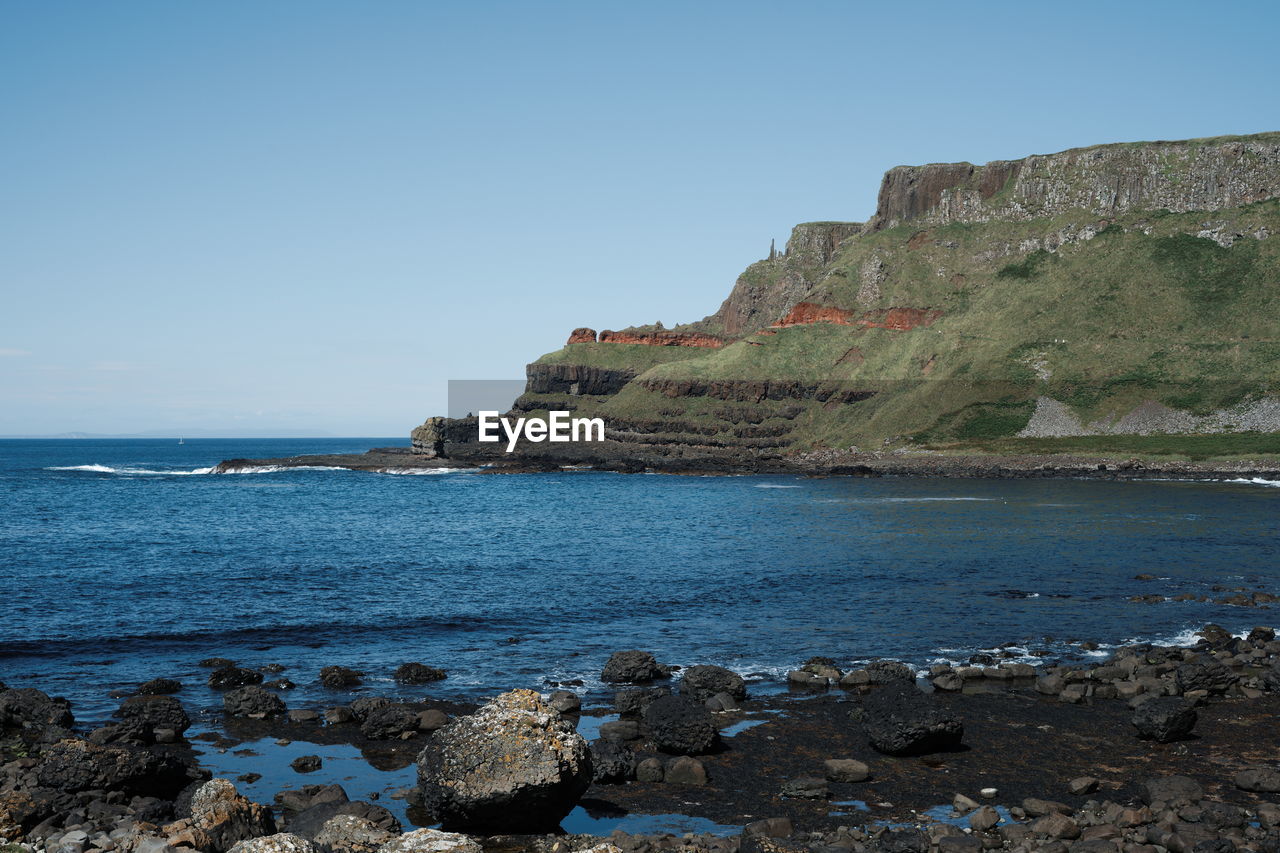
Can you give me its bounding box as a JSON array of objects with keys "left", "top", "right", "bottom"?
[{"left": 1, "top": 438, "right": 1278, "bottom": 726}]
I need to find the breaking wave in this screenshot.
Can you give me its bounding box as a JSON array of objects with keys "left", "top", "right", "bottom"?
[
  {"left": 1226, "top": 477, "right": 1280, "bottom": 488},
  {"left": 47, "top": 464, "right": 214, "bottom": 475},
  {"left": 374, "top": 467, "right": 479, "bottom": 475}
]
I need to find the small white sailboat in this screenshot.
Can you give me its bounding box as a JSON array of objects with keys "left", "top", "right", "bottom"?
[{"left": 178, "top": 438, "right": 185, "bottom": 445}]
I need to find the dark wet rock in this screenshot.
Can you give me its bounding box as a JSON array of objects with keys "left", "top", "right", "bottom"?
[
  {"left": 415, "top": 688, "right": 591, "bottom": 832},
  {"left": 602, "top": 650, "right": 670, "bottom": 684},
  {"left": 590, "top": 738, "right": 636, "bottom": 783},
  {"left": 860, "top": 682, "right": 963, "bottom": 755},
  {"left": 642, "top": 694, "right": 719, "bottom": 755},
  {"left": 288, "top": 709, "right": 321, "bottom": 724},
  {"left": 615, "top": 687, "right": 671, "bottom": 719},
  {"left": 1235, "top": 766, "right": 1280, "bottom": 793},
  {"left": 599, "top": 720, "right": 641, "bottom": 742},
  {"left": 1175, "top": 659, "right": 1239, "bottom": 694},
  {"left": 548, "top": 690, "right": 580, "bottom": 714},
  {"left": 679, "top": 665, "right": 747, "bottom": 702},
  {"left": 394, "top": 663, "right": 447, "bottom": 684},
  {"left": 1022, "top": 798, "right": 1072, "bottom": 817},
  {"left": 416, "top": 709, "right": 449, "bottom": 732},
  {"left": 136, "top": 678, "right": 182, "bottom": 696},
  {"left": 224, "top": 685, "right": 286, "bottom": 718},
  {"left": 275, "top": 783, "right": 349, "bottom": 814},
  {"left": 780, "top": 776, "right": 828, "bottom": 799},
  {"left": 1142, "top": 775, "right": 1204, "bottom": 805},
  {"left": 199, "top": 657, "right": 236, "bottom": 668},
  {"left": 319, "top": 666, "right": 363, "bottom": 689},
  {"left": 117, "top": 695, "right": 190, "bottom": 739},
  {"left": 664, "top": 755, "right": 707, "bottom": 786},
  {"left": 209, "top": 666, "right": 263, "bottom": 689},
  {"left": 35, "top": 737, "right": 198, "bottom": 799},
  {"left": 324, "top": 707, "right": 355, "bottom": 725},
  {"left": 1248, "top": 626, "right": 1276, "bottom": 645},
  {"left": 291, "top": 755, "right": 322, "bottom": 773},
  {"left": 1199, "top": 801, "right": 1247, "bottom": 830},
  {"left": 704, "top": 691, "right": 739, "bottom": 711},
  {"left": 360, "top": 704, "right": 419, "bottom": 740},
  {"left": 265, "top": 678, "right": 296, "bottom": 691},
  {"left": 288, "top": 799, "right": 401, "bottom": 839},
  {"left": 0, "top": 687, "right": 74, "bottom": 730},
  {"left": 744, "top": 817, "right": 793, "bottom": 838},
  {"left": 349, "top": 696, "right": 392, "bottom": 721},
  {"left": 1133, "top": 697, "right": 1198, "bottom": 742},
  {"left": 864, "top": 659, "right": 916, "bottom": 684},
  {"left": 188, "top": 778, "right": 277, "bottom": 850},
  {"left": 823, "top": 758, "right": 870, "bottom": 782},
  {"left": 880, "top": 827, "right": 931, "bottom": 853}
]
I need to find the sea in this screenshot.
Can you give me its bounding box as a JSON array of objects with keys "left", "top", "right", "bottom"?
[{"left": 3, "top": 437, "right": 1278, "bottom": 727}]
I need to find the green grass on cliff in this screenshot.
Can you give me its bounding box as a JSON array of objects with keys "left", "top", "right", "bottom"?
[{"left": 534, "top": 342, "right": 710, "bottom": 372}]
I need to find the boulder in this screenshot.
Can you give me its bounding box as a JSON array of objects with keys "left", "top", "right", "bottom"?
[
  {"left": 0, "top": 687, "right": 74, "bottom": 730},
  {"left": 614, "top": 687, "right": 670, "bottom": 719},
  {"left": 678, "top": 665, "right": 746, "bottom": 702},
  {"left": 1132, "top": 697, "right": 1197, "bottom": 742},
  {"left": 394, "top": 663, "right": 447, "bottom": 684},
  {"left": 601, "top": 650, "right": 669, "bottom": 684},
  {"left": 35, "top": 737, "right": 197, "bottom": 798},
  {"left": 589, "top": 739, "right": 636, "bottom": 783},
  {"left": 0, "top": 790, "right": 39, "bottom": 841},
  {"left": 642, "top": 694, "right": 719, "bottom": 755},
  {"left": 291, "top": 755, "right": 322, "bottom": 773},
  {"left": 416, "top": 710, "right": 449, "bottom": 732},
  {"left": 360, "top": 704, "right": 419, "bottom": 740},
  {"left": 635, "top": 757, "right": 664, "bottom": 782},
  {"left": 274, "top": 783, "right": 349, "bottom": 815},
  {"left": 319, "top": 666, "right": 363, "bottom": 689},
  {"left": 224, "top": 686, "right": 286, "bottom": 719},
  {"left": 312, "top": 815, "right": 394, "bottom": 853},
  {"left": 349, "top": 697, "right": 392, "bottom": 721},
  {"left": 1174, "top": 658, "right": 1238, "bottom": 694},
  {"left": 227, "top": 834, "right": 316, "bottom": 853},
  {"left": 864, "top": 660, "right": 916, "bottom": 684},
  {"left": 664, "top": 756, "right": 707, "bottom": 786},
  {"left": 969, "top": 805, "right": 1001, "bottom": 832},
  {"left": 117, "top": 695, "right": 191, "bottom": 739},
  {"left": 375, "top": 829, "right": 482, "bottom": 853},
  {"left": 286, "top": 800, "right": 400, "bottom": 837},
  {"left": 189, "top": 779, "right": 277, "bottom": 851},
  {"left": 860, "top": 683, "right": 963, "bottom": 755},
  {"left": 208, "top": 667, "right": 263, "bottom": 689},
  {"left": 548, "top": 691, "right": 580, "bottom": 714},
  {"left": 415, "top": 688, "right": 591, "bottom": 832},
  {"left": 137, "top": 678, "right": 183, "bottom": 695}
]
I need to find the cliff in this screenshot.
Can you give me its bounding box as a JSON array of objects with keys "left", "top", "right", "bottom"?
[{"left": 414, "top": 131, "right": 1280, "bottom": 466}]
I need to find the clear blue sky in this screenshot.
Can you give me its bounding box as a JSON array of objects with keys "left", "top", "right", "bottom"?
[{"left": 2, "top": 1, "right": 1277, "bottom": 436}]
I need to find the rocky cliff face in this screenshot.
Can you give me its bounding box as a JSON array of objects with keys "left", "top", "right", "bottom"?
[
  {"left": 872, "top": 133, "right": 1280, "bottom": 230},
  {"left": 414, "top": 131, "right": 1280, "bottom": 462},
  {"left": 704, "top": 221, "right": 863, "bottom": 336}
]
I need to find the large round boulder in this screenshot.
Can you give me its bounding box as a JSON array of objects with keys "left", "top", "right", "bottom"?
[
  {"left": 642, "top": 694, "right": 719, "bottom": 755},
  {"left": 224, "top": 685, "right": 286, "bottom": 718},
  {"left": 117, "top": 695, "right": 191, "bottom": 738},
  {"left": 678, "top": 665, "right": 746, "bottom": 703},
  {"left": 860, "top": 683, "right": 963, "bottom": 756},
  {"left": 1132, "top": 697, "right": 1197, "bottom": 742},
  {"left": 415, "top": 689, "right": 591, "bottom": 832},
  {"left": 0, "top": 687, "right": 74, "bottom": 730},
  {"left": 601, "top": 651, "right": 669, "bottom": 684},
  {"left": 190, "top": 778, "right": 277, "bottom": 851}
]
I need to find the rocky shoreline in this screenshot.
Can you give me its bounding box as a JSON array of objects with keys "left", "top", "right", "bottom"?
[
  {"left": 5, "top": 626, "right": 1280, "bottom": 853},
  {"left": 209, "top": 445, "right": 1280, "bottom": 483}
]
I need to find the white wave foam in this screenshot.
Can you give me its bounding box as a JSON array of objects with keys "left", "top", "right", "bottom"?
[
  {"left": 216, "top": 465, "right": 347, "bottom": 475},
  {"left": 1226, "top": 477, "right": 1280, "bottom": 488},
  {"left": 48, "top": 464, "right": 214, "bottom": 476},
  {"left": 375, "top": 467, "right": 478, "bottom": 475}
]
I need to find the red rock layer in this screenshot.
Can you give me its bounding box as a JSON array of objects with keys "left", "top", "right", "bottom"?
[
  {"left": 597, "top": 330, "right": 725, "bottom": 348},
  {"left": 774, "top": 302, "right": 942, "bottom": 331},
  {"left": 566, "top": 328, "right": 598, "bottom": 344}
]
